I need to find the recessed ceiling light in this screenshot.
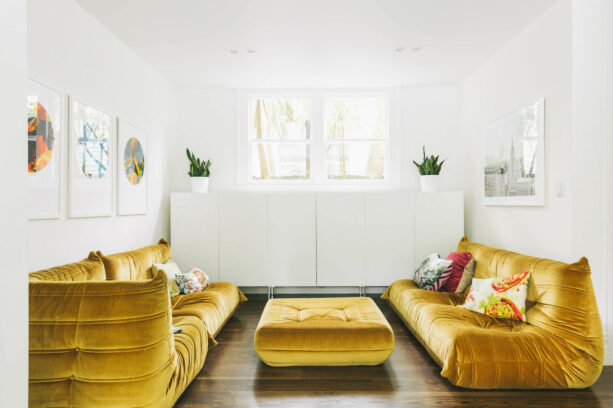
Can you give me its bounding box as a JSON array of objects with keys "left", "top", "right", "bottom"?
[
  {"left": 394, "top": 46, "right": 406, "bottom": 52},
  {"left": 229, "top": 49, "right": 239, "bottom": 54},
  {"left": 246, "top": 49, "right": 255, "bottom": 54},
  {"left": 411, "top": 46, "right": 422, "bottom": 52}
]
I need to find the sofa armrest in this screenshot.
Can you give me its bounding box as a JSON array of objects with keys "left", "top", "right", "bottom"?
[{"left": 29, "top": 270, "right": 177, "bottom": 407}]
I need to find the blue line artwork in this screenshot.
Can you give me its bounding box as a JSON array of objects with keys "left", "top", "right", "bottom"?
[{"left": 77, "top": 121, "right": 108, "bottom": 179}]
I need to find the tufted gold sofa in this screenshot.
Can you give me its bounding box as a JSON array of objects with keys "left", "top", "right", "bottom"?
[
  {"left": 382, "top": 237, "right": 604, "bottom": 389},
  {"left": 29, "top": 239, "right": 246, "bottom": 407}
]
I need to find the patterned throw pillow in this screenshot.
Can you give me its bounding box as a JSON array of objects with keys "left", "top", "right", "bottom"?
[
  {"left": 462, "top": 271, "right": 530, "bottom": 321},
  {"left": 175, "top": 267, "right": 211, "bottom": 294},
  {"left": 413, "top": 253, "right": 453, "bottom": 291},
  {"left": 441, "top": 252, "right": 473, "bottom": 292},
  {"left": 454, "top": 258, "right": 476, "bottom": 293},
  {"left": 152, "top": 260, "right": 182, "bottom": 297}
]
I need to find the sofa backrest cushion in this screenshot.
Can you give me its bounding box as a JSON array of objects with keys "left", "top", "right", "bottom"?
[
  {"left": 28, "top": 252, "right": 105, "bottom": 282},
  {"left": 457, "top": 236, "right": 603, "bottom": 365},
  {"left": 29, "top": 270, "right": 176, "bottom": 407},
  {"left": 98, "top": 238, "right": 172, "bottom": 281}
]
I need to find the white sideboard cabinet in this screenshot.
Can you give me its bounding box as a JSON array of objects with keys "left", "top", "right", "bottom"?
[
  {"left": 268, "top": 193, "right": 317, "bottom": 287},
  {"left": 316, "top": 193, "right": 366, "bottom": 286},
  {"left": 171, "top": 191, "right": 463, "bottom": 288}
]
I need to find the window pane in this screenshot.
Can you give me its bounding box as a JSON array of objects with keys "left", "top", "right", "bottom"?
[
  {"left": 325, "top": 97, "right": 386, "bottom": 140},
  {"left": 326, "top": 142, "right": 385, "bottom": 180},
  {"left": 251, "top": 97, "right": 311, "bottom": 140},
  {"left": 251, "top": 142, "right": 310, "bottom": 180}
]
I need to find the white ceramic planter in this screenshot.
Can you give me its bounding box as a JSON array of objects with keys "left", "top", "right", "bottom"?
[
  {"left": 190, "top": 177, "right": 209, "bottom": 193},
  {"left": 420, "top": 175, "right": 439, "bottom": 192}
]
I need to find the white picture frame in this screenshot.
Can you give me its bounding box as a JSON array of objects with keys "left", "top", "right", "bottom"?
[
  {"left": 27, "top": 79, "right": 62, "bottom": 219},
  {"left": 68, "top": 97, "right": 114, "bottom": 217},
  {"left": 117, "top": 120, "right": 148, "bottom": 215},
  {"left": 483, "top": 98, "right": 545, "bottom": 206}
]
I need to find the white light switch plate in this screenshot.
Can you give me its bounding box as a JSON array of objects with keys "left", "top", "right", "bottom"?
[{"left": 556, "top": 181, "right": 566, "bottom": 198}]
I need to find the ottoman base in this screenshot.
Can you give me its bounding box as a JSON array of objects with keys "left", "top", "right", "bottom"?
[
  {"left": 254, "top": 297, "right": 395, "bottom": 367},
  {"left": 256, "top": 349, "right": 394, "bottom": 367}
]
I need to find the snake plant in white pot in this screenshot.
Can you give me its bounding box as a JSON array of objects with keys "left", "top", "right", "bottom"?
[
  {"left": 413, "top": 146, "right": 445, "bottom": 192},
  {"left": 186, "top": 148, "right": 211, "bottom": 193}
]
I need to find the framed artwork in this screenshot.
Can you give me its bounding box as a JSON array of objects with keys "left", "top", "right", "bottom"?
[
  {"left": 483, "top": 98, "right": 545, "bottom": 206},
  {"left": 117, "top": 120, "right": 147, "bottom": 215},
  {"left": 69, "top": 98, "right": 114, "bottom": 217},
  {"left": 27, "top": 79, "right": 62, "bottom": 219}
]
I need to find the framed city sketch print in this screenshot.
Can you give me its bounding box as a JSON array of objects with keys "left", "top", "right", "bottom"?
[
  {"left": 117, "top": 120, "right": 147, "bottom": 215},
  {"left": 483, "top": 98, "right": 545, "bottom": 206},
  {"left": 69, "top": 97, "right": 114, "bottom": 217},
  {"left": 27, "top": 79, "right": 62, "bottom": 219}
]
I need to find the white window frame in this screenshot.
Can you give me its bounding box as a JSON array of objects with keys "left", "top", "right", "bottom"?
[{"left": 237, "top": 88, "right": 399, "bottom": 188}]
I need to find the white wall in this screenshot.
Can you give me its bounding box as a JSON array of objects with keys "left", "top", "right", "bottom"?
[
  {"left": 170, "top": 88, "right": 239, "bottom": 193},
  {"left": 27, "top": 0, "right": 177, "bottom": 271},
  {"left": 460, "top": 0, "right": 573, "bottom": 262},
  {"left": 401, "top": 87, "right": 460, "bottom": 191},
  {"left": 169, "top": 86, "right": 460, "bottom": 193},
  {"left": 460, "top": 0, "right": 613, "bottom": 365},
  {"left": 0, "top": 0, "right": 28, "bottom": 406},
  {"left": 570, "top": 0, "right": 613, "bottom": 365}
]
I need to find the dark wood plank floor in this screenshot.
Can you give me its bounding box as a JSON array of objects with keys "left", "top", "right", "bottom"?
[{"left": 175, "top": 297, "right": 613, "bottom": 408}]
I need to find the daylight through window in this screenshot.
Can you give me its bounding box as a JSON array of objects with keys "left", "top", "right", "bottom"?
[{"left": 248, "top": 94, "right": 389, "bottom": 183}]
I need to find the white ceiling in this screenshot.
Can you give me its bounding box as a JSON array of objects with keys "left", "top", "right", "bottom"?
[{"left": 75, "top": 0, "right": 556, "bottom": 89}]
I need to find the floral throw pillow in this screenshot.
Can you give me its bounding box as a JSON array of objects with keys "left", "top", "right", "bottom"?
[
  {"left": 413, "top": 253, "right": 453, "bottom": 291},
  {"left": 462, "top": 271, "right": 530, "bottom": 321},
  {"left": 175, "top": 267, "right": 211, "bottom": 294}
]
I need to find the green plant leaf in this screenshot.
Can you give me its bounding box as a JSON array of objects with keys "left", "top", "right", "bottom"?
[
  {"left": 186, "top": 148, "right": 211, "bottom": 177},
  {"left": 412, "top": 146, "right": 446, "bottom": 175}
]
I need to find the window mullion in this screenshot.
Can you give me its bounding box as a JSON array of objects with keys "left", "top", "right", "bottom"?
[{"left": 311, "top": 91, "right": 325, "bottom": 184}]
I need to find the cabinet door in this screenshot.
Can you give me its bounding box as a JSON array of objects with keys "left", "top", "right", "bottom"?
[
  {"left": 365, "top": 192, "right": 414, "bottom": 286},
  {"left": 316, "top": 193, "right": 365, "bottom": 286},
  {"left": 268, "top": 193, "right": 316, "bottom": 287},
  {"left": 413, "top": 191, "right": 464, "bottom": 266},
  {"left": 170, "top": 193, "right": 220, "bottom": 281},
  {"left": 219, "top": 193, "right": 268, "bottom": 286}
]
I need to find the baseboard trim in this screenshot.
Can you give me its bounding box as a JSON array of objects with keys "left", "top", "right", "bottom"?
[{"left": 239, "top": 286, "right": 388, "bottom": 296}]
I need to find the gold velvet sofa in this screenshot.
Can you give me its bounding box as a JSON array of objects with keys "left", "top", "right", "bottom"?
[
  {"left": 382, "top": 237, "right": 604, "bottom": 389},
  {"left": 29, "top": 239, "right": 246, "bottom": 407}
]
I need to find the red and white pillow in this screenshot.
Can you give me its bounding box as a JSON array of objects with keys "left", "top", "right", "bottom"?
[{"left": 441, "top": 252, "right": 474, "bottom": 293}]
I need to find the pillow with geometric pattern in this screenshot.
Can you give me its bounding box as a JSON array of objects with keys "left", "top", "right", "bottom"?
[
  {"left": 462, "top": 271, "right": 530, "bottom": 321},
  {"left": 413, "top": 253, "right": 453, "bottom": 291}
]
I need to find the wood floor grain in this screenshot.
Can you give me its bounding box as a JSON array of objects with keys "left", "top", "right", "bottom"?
[{"left": 174, "top": 297, "right": 613, "bottom": 408}]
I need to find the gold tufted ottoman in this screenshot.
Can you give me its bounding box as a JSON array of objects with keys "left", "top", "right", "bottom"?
[{"left": 254, "top": 297, "right": 395, "bottom": 366}]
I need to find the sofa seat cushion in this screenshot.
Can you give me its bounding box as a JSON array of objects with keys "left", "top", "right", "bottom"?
[
  {"left": 168, "top": 316, "right": 208, "bottom": 405},
  {"left": 382, "top": 279, "right": 466, "bottom": 308},
  {"left": 254, "top": 297, "right": 394, "bottom": 367},
  {"left": 171, "top": 282, "right": 247, "bottom": 344},
  {"left": 383, "top": 279, "right": 588, "bottom": 389}
]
